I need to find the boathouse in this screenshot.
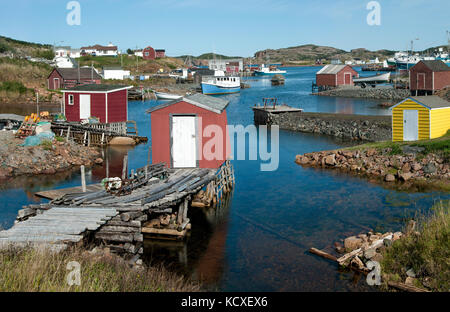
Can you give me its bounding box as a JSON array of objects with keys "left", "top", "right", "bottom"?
[
  {"left": 316, "top": 65, "right": 358, "bottom": 87},
  {"left": 48, "top": 68, "right": 102, "bottom": 90},
  {"left": 147, "top": 94, "right": 229, "bottom": 169},
  {"left": 62, "top": 84, "right": 132, "bottom": 123},
  {"left": 391, "top": 96, "right": 450, "bottom": 142},
  {"left": 409, "top": 60, "right": 450, "bottom": 96}
]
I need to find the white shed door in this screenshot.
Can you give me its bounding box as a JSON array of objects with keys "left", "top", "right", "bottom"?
[
  {"left": 172, "top": 116, "right": 197, "bottom": 168},
  {"left": 403, "top": 110, "right": 418, "bottom": 141},
  {"left": 79, "top": 94, "right": 91, "bottom": 120}
]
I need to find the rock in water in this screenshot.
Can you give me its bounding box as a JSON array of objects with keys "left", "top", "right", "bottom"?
[
  {"left": 344, "top": 236, "right": 363, "bottom": 250},
  {"left": 385, "top": 174, "right": 395, "bottom": 182},
  {"left": 109, "top": 137, "right": 136, "bottom": 146}
]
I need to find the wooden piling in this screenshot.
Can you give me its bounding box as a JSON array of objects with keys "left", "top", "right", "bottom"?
[
  {"left": 80, "top": 165, "right": 86, "bottom": 193},
  {"left": 122, "top": 155, "right": 128, "bottom": 180}
]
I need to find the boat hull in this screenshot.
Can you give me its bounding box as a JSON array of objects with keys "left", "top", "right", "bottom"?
[
  {"left": 201, "top": 83, "right": 241, "bottom": 95},
  {"left": 254, "top": 70, "right": 287, "bottom": 76},
  {"left": 155, "top": 92, "right": 183, "bottom": 100}
]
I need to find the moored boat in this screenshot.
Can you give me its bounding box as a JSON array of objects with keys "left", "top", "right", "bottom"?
[
  {"left": 201, "top": 76, "right": 241, "bottom": 95},
  {"left": 254, "top": 64, "right": 287, "bottom": 76},
  {"left": 155, "top": 92, "right": 183, "bottom": 100}
]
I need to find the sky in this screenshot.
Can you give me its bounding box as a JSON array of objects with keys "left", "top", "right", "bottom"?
[{"left": 0, "top": 0, "right": 449, "bottom": 57}]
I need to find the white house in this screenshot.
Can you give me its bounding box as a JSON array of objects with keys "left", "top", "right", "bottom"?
[
  {"left": 53, "top": 56, "right": 77, "bottom": 68},
  {"left": 208, "top": 58, "right": 244, "bottom": 72},
  {"left": 81, "top": 43, "right": 119, "bottom": 57},
  {"left": 54, "top": 46, "right": 71, "bottom": 57},
  {"left": 102, "top": 67, "right": 131, "bottom": 80},
  {"left": 134, "top": 50, "right": 143, "bottom": 57},
  {"left": 69, "top": 49, "right": 81, "bottom": 58}
]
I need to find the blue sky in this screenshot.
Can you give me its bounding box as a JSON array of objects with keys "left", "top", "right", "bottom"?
[{"left": 0, "top": 0, "right": 449, "bottom": 57}]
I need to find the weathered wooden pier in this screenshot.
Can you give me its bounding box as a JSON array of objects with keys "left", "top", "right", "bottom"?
[
  {"left": 252, "top": 98, "right": 303, "bottom": 125},
  {"left": 0, "top": 161, "right": 235, "bottom": 265},
  {"left": 51, "top": 121, "right": 148, "bottom": 147}
]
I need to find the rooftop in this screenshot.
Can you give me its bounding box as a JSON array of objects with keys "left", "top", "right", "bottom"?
[
  {"left": 62, "top": 84, "right": 132, "bottom": 93},
  {"left": 418, "top": 60, "right": 450, "bottom": 72},
  {"left": 409, "top": 96, "right": 450, "bottom": 109},
  {"left": 53, "top": 67, "right": 102, "bottom": 80},
  {"left": 147, "top": 93, "right": 229, "bottom": 114},
  {"left": 316, "top": 64, "right": 351, "bottom": 75}
]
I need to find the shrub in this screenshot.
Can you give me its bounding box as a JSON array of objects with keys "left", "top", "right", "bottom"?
[
  {"left": 381, "top": 200, "right": 450, "bottom": 292},
  {"left": 0, "top": 81, "right": 30, "bottom": 94}
]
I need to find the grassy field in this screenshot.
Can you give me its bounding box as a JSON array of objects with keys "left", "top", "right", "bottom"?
[
  {"left": 77, "top": 55, "right": 184, "bottom": 75},
  {"left": 381, "top": 200, "right": 450, "bottom": 292},
  {"left": 348, "top": 130, "right": 450, "bottom": 161},
  {"left": 0, "top": 246, "right": 200, "bottom": 292}
]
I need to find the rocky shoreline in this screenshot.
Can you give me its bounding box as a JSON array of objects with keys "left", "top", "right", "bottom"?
[
  {"left": 0, "top": 132, "right": 103, "bottom": 179},
  {"left": 295, "top": 146, "right": 449, "bottom": 191},
  {"left": 314, "top": 86, "right": 410, "bottom": 101},
  {"left": 257, "top": 111, "right": 392, "bottom": 142}
]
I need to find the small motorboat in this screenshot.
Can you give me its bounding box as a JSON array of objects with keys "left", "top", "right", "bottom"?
[
  {"left": 155, "top": 92, "right": 183, "bottom": 100},
  {"left": 353, "top": 72, "right": 391, "bottom": 88}
]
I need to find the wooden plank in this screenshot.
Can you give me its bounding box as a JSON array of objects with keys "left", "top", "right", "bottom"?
[
  {"left": 142, "top": 227, "right": 186, "bottom": 236},
  {"left": 35, "top": 184, "right": 104, "bottom": 200}
]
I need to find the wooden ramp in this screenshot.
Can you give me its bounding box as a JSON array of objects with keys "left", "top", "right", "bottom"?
[
  {"left": 36, "top": 184, "right": 104, "bottom": 200},
  {"left": 0, "top": 206, "right": 118, "bottom": 249}
]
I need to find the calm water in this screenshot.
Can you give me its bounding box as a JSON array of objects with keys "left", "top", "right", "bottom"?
[{"left": 0, "top": 67, "right": 448, "bottom": 291}]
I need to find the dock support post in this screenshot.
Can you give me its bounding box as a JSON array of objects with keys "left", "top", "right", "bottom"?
[
  {"left": 122, "top": 155, "right": 128, "bottom": 180},
  {"left": 80, "top": 165, "right": 86, "bottom": 193},
  {"left": 183, "top": 197, "right": 189, "bottom": 223},
  {"left": 66, "top": 126, "right": 71, "bottom": 142}
]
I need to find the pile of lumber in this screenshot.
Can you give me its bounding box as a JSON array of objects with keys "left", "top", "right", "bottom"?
[{"left": 95, "top": 205, "right": 147, "bottom": 262}]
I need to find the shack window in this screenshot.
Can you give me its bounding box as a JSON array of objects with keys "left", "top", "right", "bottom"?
[{"left": 68, "top": 94, "right": 74, "bottom": 105}]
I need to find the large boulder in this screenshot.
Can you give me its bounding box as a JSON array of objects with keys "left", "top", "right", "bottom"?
[
  {"left": 109, "top": 137, "right": 136, "bottom": 146},
  {"left": 344, "top": 236, "right": 363, "bottom": 251},
  {"left": 324, "top": 154, "right": 336, "bottom": 166}
]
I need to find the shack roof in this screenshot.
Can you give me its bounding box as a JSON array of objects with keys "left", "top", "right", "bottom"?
[
  {"left": 147, "top": 93, "right": 229, "bottom": 114},
  {"left": 417, "top": 60, "right": 450, "bottom": 72},
  {"left": 62, "top": 84, "right": 132, "bottom": 93},
  {"left": 317, "top": 64, "right": 352, "bottom": 75},
  {"left": 392, "top": 96, "right": 450, "bottom": 110},
  {"left": 52, "top": 68, "right": 102, "bottom": 80}
]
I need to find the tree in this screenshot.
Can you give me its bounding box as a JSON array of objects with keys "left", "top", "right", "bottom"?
[{"left": 127, "top": 48, "right": 133, "bottom": 55}]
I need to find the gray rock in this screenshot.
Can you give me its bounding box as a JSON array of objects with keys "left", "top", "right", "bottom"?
[
  {"left": 406, "top": 268, "right": 416, "bottom": 278},
  {"left": 423, "top": 163, "right": 437, "bottom": 174},
  {"left": 383, "top": 238, "right": 392, "bottom": 247}
]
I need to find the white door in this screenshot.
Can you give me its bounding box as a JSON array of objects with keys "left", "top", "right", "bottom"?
[
  {"left": 403, "top": 110, "right": 418, "bottom": 141},
  {"left": 79, "top": 94, "right": 91, "bottom": 120},
  {"left": 171, "top": 116, "right": 197, "bottom": 168}
]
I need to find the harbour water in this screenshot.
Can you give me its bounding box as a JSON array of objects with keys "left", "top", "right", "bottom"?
[{"left": 0, "top": 67, "right": 448, "bottom": 291}]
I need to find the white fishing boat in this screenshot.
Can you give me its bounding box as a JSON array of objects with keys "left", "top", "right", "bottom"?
[
  {"left": 201, "top": 75, "right": 241, "bottom": 95},
  {"left": 155, "top": 92, "right": 183, "bottom": 100},
  {"left": 254, "top": 64, "right": 287, "bottom": 76},
  {"left": 353, "top": 72, "right": 391, "bottom": 88}
]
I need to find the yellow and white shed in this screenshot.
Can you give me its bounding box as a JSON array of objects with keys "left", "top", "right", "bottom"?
[{"left": 391, "top": 96, "right": 450, "bottom": 142}]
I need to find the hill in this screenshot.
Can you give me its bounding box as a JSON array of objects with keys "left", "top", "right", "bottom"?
[
  {"left": 176, "top": 53, "right": 242, "bottom": 61},
  {"left": 254, "top": 44, "right": 396, "bottom": 64},
  {"left": 0, "top": 35, "right": 53, "bottom": 59}
]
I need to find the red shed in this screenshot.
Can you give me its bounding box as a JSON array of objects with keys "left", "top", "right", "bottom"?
[
  {"left": 142, "top": 46, "right": 156, "bottom": 60},
  {"left": 62, "top": 85, "right": 132, "bottom": 123},
  {"left": 409, "top": 60, "right": 450, "bottom": 96},
  {"left": 147, "top": 94, "right": 230, "bottom": 169},
  {"left": 155, "top": 49, "right": 166, "bottom": 58},
  {"left": 316, "top": 64, "right": 358, "bottom": 87},
  {"left": 48, "top": 68, "right": 102, "bottom": 90}
]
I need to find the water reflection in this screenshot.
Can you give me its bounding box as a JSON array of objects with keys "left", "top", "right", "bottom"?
[{"left": 143, "top": 192, "right": 233, "bottom": 288}]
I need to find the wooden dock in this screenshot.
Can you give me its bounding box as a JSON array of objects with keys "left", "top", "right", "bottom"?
[
  {"left": 0, "top": 161, "right": 235, "bottom": 264},
  {"left": 51, "top": 121, "right": 148, "bottom": 147}
]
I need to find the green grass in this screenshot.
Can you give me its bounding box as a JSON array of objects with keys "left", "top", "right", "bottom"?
[
  {"left": 381, "top": 200, "right": 450, "bottom": 292},
  {"left": 0, "top": 81, "right": 31, "bottom": 94},
  {"left": 347, "top": 130, "right": 450, "bottom": 159},
  {"left": 0, "top": 247, "right": 200, "bottom": 292},
  {"left": 39, "top": 140, "right": 53, "bottom": 150}
]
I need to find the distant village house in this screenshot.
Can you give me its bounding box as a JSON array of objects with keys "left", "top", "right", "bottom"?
[
  {"left": 47, "top": 67, "right": 102, "bottom": 90},
  {"left": 208, "top": 59, "right": 244, "bottom": 74},
  {"left": 316, "top": 64, "right": 358, "bottom": 87},
  {"left": 80, "top": 43, "right": 119, "bottom": 57},
  {"left": 102, "top": 67, "right": 131, "bottom": 80}
]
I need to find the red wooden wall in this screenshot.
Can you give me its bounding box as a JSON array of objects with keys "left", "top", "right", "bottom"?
[{"left": 151, "top": 101, "right": 229, "bottom": 169}]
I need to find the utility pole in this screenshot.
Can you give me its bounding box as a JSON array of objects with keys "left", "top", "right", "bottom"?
[{"left": 36, "top": 91, "right": 39, "bottom": 115}]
